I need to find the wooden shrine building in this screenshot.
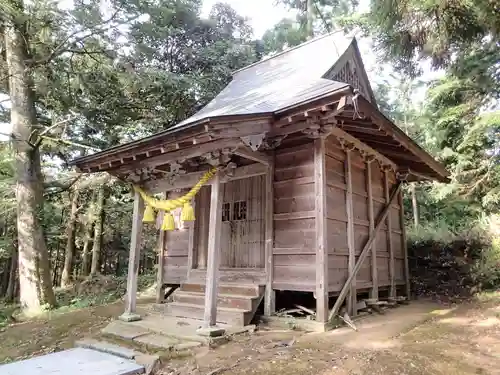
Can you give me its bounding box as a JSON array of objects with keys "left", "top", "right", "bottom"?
[{"left": 72, "top": 32, "right": 449, "bottom": 330}]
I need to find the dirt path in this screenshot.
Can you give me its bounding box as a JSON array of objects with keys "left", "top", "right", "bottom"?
[{"left": 1, "top": 295, "right": 499, "bottom": 374}]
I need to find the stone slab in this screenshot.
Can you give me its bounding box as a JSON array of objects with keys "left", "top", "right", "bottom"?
[
  {"left": 196, "top": 327, "right": 226, "bottom": 337},
  {"left": 75, "top": 339, "right": 137, "bottom": 360},
  {"left": 0, "top": 348, "right": 144, "bottom": 375},
  {"left": 135, "top": 354, "right": 160, "bottom": 375},
  {"left": 102, "top": 320, "right": 150, "bottom": 340},
  {"left": 133, "top": 333, "right": 179, "bottom": 350},
  {"left": 174, "top": 341, "right": 203, "bottom": 351},
  {"left": 119, "top": 313, "right": 142, "bottom": 322},
  {"left": 128, "top": 315, "right": 211, "bottom": 343}
]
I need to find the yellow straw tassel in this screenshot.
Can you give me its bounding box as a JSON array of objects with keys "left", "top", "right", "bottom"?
[
  {"left": 143, "top": 205, "right": 156, "bottom": 223},
  {"left": 161, "top": 212, "right": 176, "bottom": 231},
  {"left": 181, "top": 202, "right": 195, "bottom": 221}
]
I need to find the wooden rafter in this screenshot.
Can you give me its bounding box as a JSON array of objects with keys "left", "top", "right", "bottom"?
[
  {"left": 330, "top": 127, "right": 397, "bottom": 171},
  {"left": 112, "top": 138, "right": 241, "bottom": 174}
]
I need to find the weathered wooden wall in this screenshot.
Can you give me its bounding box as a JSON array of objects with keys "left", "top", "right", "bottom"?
[
  {"left": 324, "top": 135, "right": 406, "bottom": 293},
  {"left": 163, "top": 189, "right": 190, "bottom": 284},
  {"left": 273, "top": 141, "right": 316, "bottom": 291},
  {"left": 160, "top": 134, "right": 407, "bottom": 295}
]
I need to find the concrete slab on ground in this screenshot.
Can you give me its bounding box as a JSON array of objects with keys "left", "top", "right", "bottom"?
[
  {"left": 0, "top": 348, "right": 144, "bottom": 375},
  {"left": 127, "top": 313, "right": 221, "bottom": 344},
  {"left": 102, "top": 320, "right": 150, "bottom": 340},
  {"left": 133, "top": 333, "right": 180, "bottom": 350}
]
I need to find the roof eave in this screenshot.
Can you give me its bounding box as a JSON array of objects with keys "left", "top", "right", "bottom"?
[{"left": 70, "top": 113, "right": 273, "bottom": 168}]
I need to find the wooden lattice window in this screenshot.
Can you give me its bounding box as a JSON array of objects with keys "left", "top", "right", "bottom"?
[
  {"left": 332, "top": 61, "right": 370, "bottom": 99},
  {"left": 233, "top": 201, "right": 247, "bottom": 221},
  {"left": 222, "top": 203, "right": 231, "bottom": 222}
]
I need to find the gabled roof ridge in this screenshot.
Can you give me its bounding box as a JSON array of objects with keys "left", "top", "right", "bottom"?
[{"left": 233, "top": 30, "right": 352, "bottom": 75}]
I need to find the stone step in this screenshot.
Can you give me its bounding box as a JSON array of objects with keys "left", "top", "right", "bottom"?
[
  {"left": 180, "top": 282, "right": 262, "bottom": 297},
  {"left": 156, "top": 302, "right": 253, "bottom": 326},
  {"left": 75, "top": 339, "right": 137, "bottom": 360},
  {"left": 173, "top": 291, "right": 256, "bottom": 311}
]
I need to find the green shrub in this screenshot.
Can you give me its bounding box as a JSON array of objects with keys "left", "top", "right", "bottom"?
[{"left": 408, "top": 219, "right": 500, "bottom": 299}]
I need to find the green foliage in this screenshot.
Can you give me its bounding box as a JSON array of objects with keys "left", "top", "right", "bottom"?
[
  {"left": 362, "top": 0, "right": 500, "bottom": 76},
  {"left": 54, "top": 273, "right": 155, "bottom": 311}
]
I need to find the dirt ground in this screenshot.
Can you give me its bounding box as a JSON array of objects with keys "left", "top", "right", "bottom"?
[{"left": 1, "top": 294, "right": 500, "bottom": 374}]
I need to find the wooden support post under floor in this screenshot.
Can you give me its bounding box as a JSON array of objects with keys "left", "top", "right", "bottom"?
[
  {"left": 120, "top": 191, "right": 144, "bottom": 322},
  {"left": 264, "top": 154, "right": 275, "bottom": 316},
  {"left": 201, "top": 171, "right": 223, "bottom": 330},
  {"left": 314, "top": 138, "right": 329, "bottom": 322}
]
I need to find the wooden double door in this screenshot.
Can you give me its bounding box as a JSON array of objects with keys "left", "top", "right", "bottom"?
[{"left": 194, "top": 175, "right": 265, "bottom": 269}]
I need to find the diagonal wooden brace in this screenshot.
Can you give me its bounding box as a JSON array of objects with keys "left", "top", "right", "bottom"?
[{"left": 329, "top": 180, "right": 403, "bottom": 321}]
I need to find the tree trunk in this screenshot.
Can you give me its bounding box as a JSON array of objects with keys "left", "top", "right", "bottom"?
[
  {"left": 6, "top": 247, "right": 18, "bottom": 302},
  {"left": 81, "top": 230, "right": 92, "bottom": 276},
  {"left": 90, "top": 186, "right": 105, "bottom": 276},
  {"left": 411, "top": 183, "right": 419, "bottom": 227},
  {"left": 61, "top": 188, "right": 80, "bottom": 287},
  {"left": 306, "top": 0, "right": 314, "bottom": 39},
  {"left": 5, "top": 6, "right": 56, "bottom": 310}
]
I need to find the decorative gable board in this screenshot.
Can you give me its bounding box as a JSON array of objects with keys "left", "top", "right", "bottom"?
[{"left": 323, "top": 41, "right": 377, "bottom": 106}]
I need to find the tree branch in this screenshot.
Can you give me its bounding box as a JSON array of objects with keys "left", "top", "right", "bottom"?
[{"left": 33, "top": 6, "right": 136, "bottom": 66}]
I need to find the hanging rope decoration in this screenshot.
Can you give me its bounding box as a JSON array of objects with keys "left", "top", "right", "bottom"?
[{"left": 133, "top": 167, "right": 217, "bottom": 231}]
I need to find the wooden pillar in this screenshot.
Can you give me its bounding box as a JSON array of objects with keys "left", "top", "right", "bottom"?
[
  {"left": 155, "top": 229, "right": 166, "bottom": 303},
  {"left": 186, "top": 197, "right": 196, "bottom": 278},
  {"left": 366, "top": 161, "right": 378, "bottom": 299},
  {"left": 155, "top": 192, "right": 167, "bottom": 303},
  {"left": 314, "top": 138, "right": 328, "bottom": 322},
  {"left": 399, "top": 190, "right": 411, "bottom": 298},
  {"left": 202, "top": 171, "right": 223, "bottom": 328},
  {"left": 345, "top": 149, "right": 356, "bottom": 316},
  {"left": 120, "top": 191, "right": 144, "bottom": 322},
  {"left": 264, "top": 154, "right": 275, "bottom": 316},
  {"left": 384, "top": 170, "right": 395, "bottom": 298}
]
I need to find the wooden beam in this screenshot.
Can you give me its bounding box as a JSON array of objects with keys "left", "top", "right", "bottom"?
[
  {"left": 366, "top": 161, "right": 378, "bottom": 300},
  {"left": 330, "top": 127, "right": 397, "bottom": 170},
  {"left": 203, "top": 172, "right": 223, "bottom": 327},
  {"left": 399, "top": 190, "right": 411, "bottom": 299},
  {"left": 114, "top": 138, "right": 241, "bottom": 174},
  {"left": 145, "top": 163, "right": 268, "bottom": 193},
  {"left": 329, "top": 180, "right": 402, "bottom": 320},
  {"left": 339, "top": 125, "right": 383, "bottom": 136},
  {"left": 156, "top": 193, "right": 167, "bottom": 303},
  {"left": 264, "top": 155, "right": 275, "bottom": 316},
  {"left": 350, "top": 134, "right": 402, "bottom": 148},
  {"left": 373, "top": 148, "right": 418, "bottom": 161},
  {"left": 270, "top": 120, "right": 310, "bottom": 137},
  {"left": 120, "top": 191, "right": 144, "bottom": 321},
  {"left": 344, "top": 149, "right": 356, "bottom": 316},
  {"left": 233, "top": 145, "right": 272, "bottom": 165},
  {"left": 206, "top": 119, "right": 271, "bottom": 138},
  {"left": 314, "top": 138, "right": 329, "bottom": 322},
  {"left": 384, "top": 170, "right": 395, "bottom": 298}
]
